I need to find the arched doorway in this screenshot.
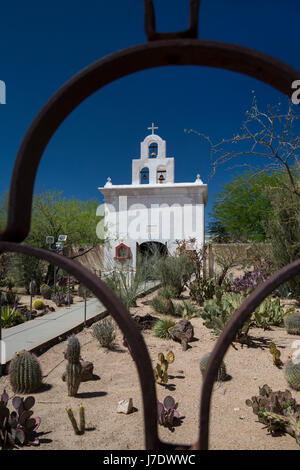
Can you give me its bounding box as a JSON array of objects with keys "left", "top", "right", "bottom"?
[{"left": 137, "top": 241, "right": 168, "bottom": 261}]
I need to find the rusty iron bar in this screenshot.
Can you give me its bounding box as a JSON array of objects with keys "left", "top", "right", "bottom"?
[
  {"left": 144, "top": 0, "right": 201, "bottom": 41},
  {"left": 0, "top": 2, "right": 299, "bottom": 449}
]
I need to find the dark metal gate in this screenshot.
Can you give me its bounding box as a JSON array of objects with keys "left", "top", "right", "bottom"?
[{"left": 0, "top": 0, "right": 299, "bottom": 450}]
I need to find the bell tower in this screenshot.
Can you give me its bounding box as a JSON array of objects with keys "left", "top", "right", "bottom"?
[{"left": 132, "top": 124, "right": 174, "bottom": 185}]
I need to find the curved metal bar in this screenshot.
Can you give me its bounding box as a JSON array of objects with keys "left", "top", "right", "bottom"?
[
  {"left": 0, "top": 241, "right": 172, "bottom": 450},
  {"left": 197, "top": 258, "right": 300, "bottom": 450},
  {"left": 144, "top": 0, "right": 201, "bottom": 41},
  {"left": 1, "top": 39, "right": 299, "bottom": 243}
]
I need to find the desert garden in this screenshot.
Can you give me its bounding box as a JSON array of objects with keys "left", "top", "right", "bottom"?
[{"left": 1, "top": 241, "right": 300, "bottom": 450}]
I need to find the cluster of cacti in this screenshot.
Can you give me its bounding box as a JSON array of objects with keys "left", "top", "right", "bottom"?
[
  {"left": 285, "top": 360, "right": 300, "bottom": 391},
  {"left": 284, "top": 312, "right": 300, "bottom": 335},
  {"left": 157, "top": 396, "right": 179, "bottom": 427},
  {"left": 176, "top": 299, "right": 200, "bottom": 319},
  {"left": 65, "top": 335, "right": 82, "bottom": 396},
  {"left": 246, "top": 384, "right": 300, "bottom": 445},
  {"left": 0, "top": 391, "right": 41, "bottom": 449},
  {"left": 32, "top": 299, "right": 45, "bottom": 311},
  {"left": 199, "top": 353, "right": 227, "bottom": 382},
  {"left": 66, "top": 404, "right": 85, "bottom": 435},
  {"left": 9, "top": 350, "right": 42, "bottom": 394},
  {"left": 153, "top": 351, "right": 175, "bottom": 385},
  {"left": 269, "top": 342, "right": 283, "bottom": 368}
]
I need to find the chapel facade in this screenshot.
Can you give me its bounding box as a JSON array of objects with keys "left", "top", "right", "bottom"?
[{"left": 98, "top": 124, "right": 208, "bottom": 272}]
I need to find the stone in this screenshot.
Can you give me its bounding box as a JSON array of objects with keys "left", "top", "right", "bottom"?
[
  {"left": 117, "top": 398, "right": 133, "bottom": 414},
  {"left": 168, "top": 319, "right": 194, "bottom": 351},
  {"left": 62, "top": 359, "right": 94, "bottom": 382},
  {"left": 80, "top": 360, "right": 94, "bottom": 382}
]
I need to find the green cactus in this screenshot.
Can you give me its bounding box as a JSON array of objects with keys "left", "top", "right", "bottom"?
[
  {"left": 153, "top": 351, "right": 175, "bottom": 385},
  {"left": 200, "top": 353, "right": 227, "bottom": 382},
  {"left": 285, "top": 360, "right": 300, "bottom": 391},
  {"left": 32, "top": 299, "right": 45, "bottom": 311},
  {"left": 9, "top": 350, "right": 42, "bottom": 393},
  {"left": 65, "top": 335, "right": 82, "bottom": 396},
  {"left": 269, "top": 342, "right": 283, "bottom": 367},
  {"left": 284, "top": 312, "right": 300, "bottom": 335}
]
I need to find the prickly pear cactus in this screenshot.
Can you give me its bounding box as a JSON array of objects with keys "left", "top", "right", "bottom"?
[
  {"left": 65, "top": 335, "right": 82, "bottom": 396},
  {"left": 285, "top": 360, "right": 300, "bottom": 391},
  {"left": 200, "top": 353, "right": 227, "bottom": 382},
  {"left": 284, "top": 312, "right": 300, "bottom": 335},
  {"left": 154, "top": 351, "right": 175, "bottom": 385},
  {"left": 9, "top": 350, "right": 42, "bottom": 393}
]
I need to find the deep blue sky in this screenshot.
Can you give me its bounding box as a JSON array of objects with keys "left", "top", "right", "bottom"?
[{"left": 0, "top": 0, "right": 299, "bottom": 226}]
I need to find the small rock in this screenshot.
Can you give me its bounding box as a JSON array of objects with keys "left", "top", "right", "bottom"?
[
  {"left": 117, "top": 398, "right": 133, "bottom": 415},
  {"left": 234, "top": 408, "right": 240, "bottom": 411},
  {"left": 239, "top": 416, "right": 245, "bottom": 420},
  {"left": 80, "top": 360, "right": 94, "bottom": 382}
]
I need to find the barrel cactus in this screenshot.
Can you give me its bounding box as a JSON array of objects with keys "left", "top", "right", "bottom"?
[
  {"left": 285, "top": 360, "right": 300, "bottom": 391},
  {"left": 65, "top": 335, "right": 82, "bottom": 396},
  {"left": 9, "top": 350, "right": 42, "bottom": 393},
  {"left": 284, "top": 312, "right": 300, "bottom": 335},
  {"left": 40, "top": 284, "right": 51, "bottom": 300},
  {"left": 200, "top": 353, "right": 227, "bottom": 382},
  {"left": 32, "top": 299, "right": 45, "bottom": 311}
]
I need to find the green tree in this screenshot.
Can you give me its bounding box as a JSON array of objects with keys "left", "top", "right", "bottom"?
[
  {"left": 264, "top": 179, "right": 300, "bottom": 299},
  {"left": 1, "top": 190, "right": 103, "bottom": 289},
  {"left": 209, "top": 171, "right": 284, "bottom": 242}
]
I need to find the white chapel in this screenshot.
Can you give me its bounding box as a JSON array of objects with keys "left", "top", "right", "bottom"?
[{"left": 98, "top": 124, "right": 208, "bottom": 271}]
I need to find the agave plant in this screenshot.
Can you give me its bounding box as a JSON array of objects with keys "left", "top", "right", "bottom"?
[
  {"left": 157, "top": 396, "right": 179, "bottom": 427},
  {"left": 0, "top": 391, "right": 41, "bottom": 449}
]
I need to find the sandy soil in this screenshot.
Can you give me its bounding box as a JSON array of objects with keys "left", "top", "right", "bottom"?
[{"left": 1, "top": 289, "right": 300, "bottom": 451}]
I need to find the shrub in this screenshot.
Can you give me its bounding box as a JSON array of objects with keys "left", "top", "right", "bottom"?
[
  {"left": 150, "top": 294, "right": 175, "bottom": 316},
  {"left": 153, "top": 254, "right": 194, "bottom": 297},
  {"left": 153, "top": 319, "right": 175, "bottom": 339},
  {"left": 1, "top": 306, "right": 25, "bottom": 328},
  {"left": 32, "top": 299, "right": 45, "bottom": 311},
  {"left": 92, "top": 318, "right": 116, "bottom": 348},
  {"left": 232, "top": 269, "right": 267, "bottom": 294}
]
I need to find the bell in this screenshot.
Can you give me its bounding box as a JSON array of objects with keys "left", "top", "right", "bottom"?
[
  {"left": 151, "top": 151, "right": 156, "bottom": 158},
  {"left": 159, "top": 174, "right": 165, "bottom": 183},
  {"left": 142, "top": 174, "right": 147, "bottom": 180}
]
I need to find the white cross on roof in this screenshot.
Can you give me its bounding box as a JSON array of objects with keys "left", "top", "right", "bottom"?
[{"left": 147, "top": 122, "right": 158, "bottom": 134}]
